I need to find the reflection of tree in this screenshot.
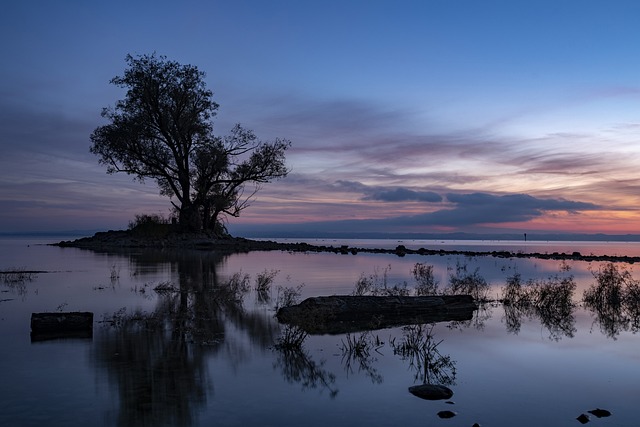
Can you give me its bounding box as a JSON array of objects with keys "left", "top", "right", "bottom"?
[
  {"left": 501, "top": 273, "right": 577, "bottom": 341},
  {"left": 583, "top": 263, "right": 640, "bottom": 339},
  {"left": 95, "top": 314, "right": 209, "bottom": 427},
  {"left": 340, "top": 331, "right": 384, "bottom": 384},
  {"left": 94, "top": 249, "right": 279, "bottom": 427},
  {"left": 391, "top": 324, "right": 456, "bottom": 386}
]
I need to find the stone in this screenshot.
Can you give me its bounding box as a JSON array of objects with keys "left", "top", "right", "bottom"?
[
  {"left": 408, "top": 384, "right": 454, "bottom": 400},
  {"left": 588, "top": 408, "right": 611, "bottom": 418},
  {"left": 437, "top": 410, "right": 456, "bottom": 419},
  {"left": 576, "top": 414, "right": 590, "bottom": 424}
]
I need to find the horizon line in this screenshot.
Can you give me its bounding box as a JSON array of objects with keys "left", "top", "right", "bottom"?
[{"left": 3, "top": 229, "right": 640, "bottom": 242}]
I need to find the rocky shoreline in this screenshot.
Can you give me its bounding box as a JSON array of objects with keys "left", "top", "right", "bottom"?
[{"left": 53, "top": 229, "right": 640, "bottom": 263}]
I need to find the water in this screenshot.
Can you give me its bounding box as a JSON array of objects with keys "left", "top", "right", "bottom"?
[{"left": 1, "top": 236, "right": 639, "bottom": 426}]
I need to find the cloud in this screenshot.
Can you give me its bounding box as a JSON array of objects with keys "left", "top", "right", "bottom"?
[
  {"left": 251, "top": 93, "right": 640, "bottom": 204},
  {"left": 1, "top": 77, "right": 634, "bottom": 234},
  {"left": 364, "top": 188, "right": 442, "bottom": 203},
  {"left": 400, "top": 193, "right": 599, "bottom": 227},
  {"left": 379, "top": 193, "right": 599, "bottom": 228},
  {"left": 230, "top": 191, "right": 602, "bottom": 237},
  {"left": 334, "top": 180, "right": 442, "bottom": 203},
  {"left": 446, "top": 192, "right": 598, "bottom": 213}
]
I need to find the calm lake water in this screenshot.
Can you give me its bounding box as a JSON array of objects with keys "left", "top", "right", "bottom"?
[{"left": 1, "top": 236, "right": 639, "bottom": 426}]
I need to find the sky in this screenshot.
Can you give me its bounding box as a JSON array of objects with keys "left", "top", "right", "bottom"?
[{"left": 1, "top": 0, "right": 640, "bottom": 236}]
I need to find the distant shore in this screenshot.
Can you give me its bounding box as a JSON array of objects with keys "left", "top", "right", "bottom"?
[{"left": 52, "top": 229, "right": 640, "bottom": 263}]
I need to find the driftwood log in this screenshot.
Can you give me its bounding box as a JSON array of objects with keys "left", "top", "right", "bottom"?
[
  {"left": 30, "top": 312, "right": 93, "bottom": 341},
  {"left": 276, "top": 295, "right": 477, "bottom": 334}
]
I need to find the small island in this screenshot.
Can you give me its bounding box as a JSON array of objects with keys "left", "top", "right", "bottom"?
[{"left": 54, "top": 227, "right": 640, "bottom": 265}]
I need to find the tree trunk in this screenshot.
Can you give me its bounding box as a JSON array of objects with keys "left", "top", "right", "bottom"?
[
  {"left": 200, "top": 202, "right": 212, "bottom": 231},
  {"left": 179, "top": 202, "right": 202, "bottom": 232}
]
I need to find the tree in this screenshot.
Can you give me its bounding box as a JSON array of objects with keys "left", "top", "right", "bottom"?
[{"left": 90, "top": 53, "right": 290, "bottom": 233}]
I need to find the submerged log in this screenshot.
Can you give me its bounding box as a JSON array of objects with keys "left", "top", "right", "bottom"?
[
  {"left": 31, "top": 312, "right": 93, "bottom": 337},
  {"left": 276, "top": 295, "right": 477, "bottom": 334}
]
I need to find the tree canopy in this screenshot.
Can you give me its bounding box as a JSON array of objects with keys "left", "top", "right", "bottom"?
[{"left": 90, "top": 53, "right": 290, "bottom": 234}]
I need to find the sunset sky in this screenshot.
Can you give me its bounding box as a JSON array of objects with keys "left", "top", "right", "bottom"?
[{"left": 1, "top": 1, "right": 640, "bottom": 236}]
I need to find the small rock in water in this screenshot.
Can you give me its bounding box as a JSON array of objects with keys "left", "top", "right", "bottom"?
[
  {"left": 576, "top": 413, "right": 590, "bottom": 424},
  {"left": 408, "top": 384, "right": 454, "bottom": 400},
  {"left": 445, "top": 400, "right": 455, "bottom": 405},
  {"left": 588, "top": 408, "right": 611, "bottom": 418},
  {"left": 472, "top": 423, "right": 481, "bottom": 427},
  {"left": 437, "top": 410, "right": 456, "bottom": 419}
]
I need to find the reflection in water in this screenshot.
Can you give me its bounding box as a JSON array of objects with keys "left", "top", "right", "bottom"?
[
  {"left": 254, "top": 269, "right": 279, "bottom": 305},
  {"left": 444, "top": 260, "right": 490, "bottom": 302},
  {"left": 340, "top": 331, "right": 384, "bottom": 384},
  {"left": 274, "top": 324, "right": 308, "bottom": 350},
  {"left": 448, "top": 302, "right": 494, "bottom": 331},
  {"left": 583, "top": 263, "right": 640, "bottom": 339},
  {"left": 272, "top": 345, "right": 339, "bottom": 399},
  {"left": 501, "top": 273, "right": 577, "bottom": 341},
  {"left": 8, "top": 239, "right": 640, "bottom": 427},
  {"left": 95, "top": 314, "right": 210, "bottom": 427},
  {"left": 272, "top": 287, "right": 339, "bottom": 398},
  {"left": 94, "top": 249, "right": 279, "bottom": 427},
  {"left": 0, "top": 268, "right": 36, "bottom": 298},
  {"left": 391, "top": 324, "right": 456, "bottom": 386},
  {"left": 85, "top": 251, "right": 640, "bottom": 426}
]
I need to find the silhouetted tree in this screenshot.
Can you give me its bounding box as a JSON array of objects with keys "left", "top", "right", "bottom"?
[{"left": 90, "top": 53, "right": 290, "bottom": 233}]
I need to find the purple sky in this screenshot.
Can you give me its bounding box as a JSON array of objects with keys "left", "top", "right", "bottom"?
[{"left": 2, "top": 1, "right": 640, "bottom": 235}]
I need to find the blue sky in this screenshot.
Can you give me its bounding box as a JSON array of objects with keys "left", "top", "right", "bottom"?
[{"left": 1, "top": 1, "right": 640, "bottom": 235}]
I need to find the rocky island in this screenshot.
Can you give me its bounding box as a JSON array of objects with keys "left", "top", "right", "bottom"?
[{"left": 54, "top": 229, "right": 640, "bottom": 264}]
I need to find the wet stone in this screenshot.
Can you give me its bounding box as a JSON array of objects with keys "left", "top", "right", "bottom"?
[
  {"left": 576, "top": 414, "right": 590, "bottom": 424},
  {"left": 408, "top": 384, "right": 454, "bottom": 400},
  {"left": 588, "top": 408, "right": 611, "bottom": 418},
  {"left": 437, "top": 410, "right": 457, "bottom": 419}
]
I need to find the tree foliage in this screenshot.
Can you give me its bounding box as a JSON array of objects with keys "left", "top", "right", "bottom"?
[{"left": 90, "top": 53, "right": 290, "bottom": 233}]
